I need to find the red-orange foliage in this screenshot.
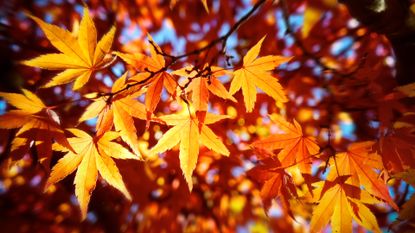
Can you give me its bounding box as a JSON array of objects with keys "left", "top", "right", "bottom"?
[{"left": 0, "top": 0, "right": 415, "bottom": 232}]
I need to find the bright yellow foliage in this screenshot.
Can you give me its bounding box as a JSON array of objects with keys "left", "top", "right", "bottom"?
[
  {"left": 310, "top": 177, "right": 381, "bottom": 233},
  {"left": 230, "top": 36, "right": 290, "bottom": 112},
  {"left": 23, "top": 7, "right": 116, "bottom": 90},
  {"left": 150, "top": 112, "right": 230, "bottom": 191},
  {"left": 46, "top": 129, "right": 137, "bottom": 220},
  {"left": 0, "top": 89, "right": 72, "bottom": 165},
  {"left": 79, "top": 73, "right": 146, "bottom": 158}
]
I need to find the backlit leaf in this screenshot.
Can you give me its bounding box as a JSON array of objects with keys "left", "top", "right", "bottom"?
[
  {"left": 46, "top": 129, "right": 136, "bottom": 220},
  {"left": 23, "top": 7, "right": 115, "bottom": 90},
  {"left": 230, "top": 36, "right": 290, "bottom": 112}
]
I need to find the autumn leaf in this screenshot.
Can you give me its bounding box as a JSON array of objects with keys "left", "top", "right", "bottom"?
[
  {"left": 0, "top": 89, "right": 72, "bottom": 166},
  {"left": 377, "top": 114, "right": 415, "bottom": 173},
  {"left": 172, "top": 65, "right": 236, "bottom": 126},
  {"left": 378, "top": 128, "right": 415, "bottom": 173},
  {"left": 79, "top": 72, "right": 146, "bottom": 158},
  {"left": 252, "top": 114, "right": 319, "bottom": 174},
  {"left": 247, "top": 154, "right": 298, "bottom": 217},
  {"left": 229, "top": 36, "right": 290, "bottom": 112},
  {"left": 46, "top": 129, "right": 137, "bottom": 220},
  {"left": 150, "top": 112, "right": 229, "bottom": 191},
  {"left": 2, "top": 0, "right": 413, "bottom": 229},
  {"left": 327, "top": 141, "right": 398, "bottom": 210},
  {"left": 115, "top": 35, "right": 177, "bottom": 120},
  {"left": 23, "top": 7, "right": 116, "bottom": 90},
  {"left": 310, "top": 176, "right": 381, "bottom": 233}
]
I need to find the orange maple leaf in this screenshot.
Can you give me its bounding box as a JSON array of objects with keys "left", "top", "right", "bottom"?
[
  {"left": 248, "top": 154, "right": 298, "bottom": 217},
  {"left": 252, "top": 114, "right": 319, "bottom": 174},
  {"left": 310, "top": 176, "right": 381, "bottom": 233},
  {"left": 229, "top": 36, "right": 291, "bottom": 112},
  {"left": 150, "top": 112, "right": 229, "bottom": 191},
  {"left": 172, "top": 65, "right": 236, "bottom": 126},
  {"left": 23, "top": 7, "right": 116, "bottom": 90},
  {"left": 79, "top": 73, "right": 146, "bottom": 158},
  {"left": 327, "top": 141, "right": 398, "bottom": 210},
  {"left": 379, "top": 128, "right": 415, "bottom": 173},
  {"left": 47, "top": 129, "right": 137, "bottom": 220},
  {"left": 378, "top": 114, "right": 415, "bottom": 172},
  {"left": 0, "top": 89, "right": 72, "bottom": 166},
  {"left": 115, "top": 35, "right": 177, "bottom": 120}
]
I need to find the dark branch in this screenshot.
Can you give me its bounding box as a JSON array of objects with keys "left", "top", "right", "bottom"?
[{"left": 101, "top": 0, "right": 267, "bottom": 100}]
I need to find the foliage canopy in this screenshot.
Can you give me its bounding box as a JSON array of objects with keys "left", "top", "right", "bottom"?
[{"left": 1, "top": 0, "right": 415, "bottom": 232}]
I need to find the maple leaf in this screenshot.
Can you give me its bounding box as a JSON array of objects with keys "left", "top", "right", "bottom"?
[
  {"left": 229, "top": 36, "right": 290, "bottom": 112},
  {"left": 79, "top": 73, "right": 146, "bottom": 158},
  {"left": 327, "top": 141, "right": 398, "bottom": 210},
  {"left": 379, "top": 128, "right": 415, "bottom": 173},
  {"left": 23, "top": 7, "right": 116, "bottom": 90},
  {"left": 150, "top": 112, "right": 230, "bottom": 191},
  {"left": 310, "top": 176, "right": 381, "bottom": 233},
  {"left": 252, "top": 114, "right": 319, "bottom": 174},
  {"left": 172, "top": 65, "right": 236, "bottom": 126},
  {"left": 46, "top": 129, "right": 137, "bottom": 220},
  {"left": 115, "top": 35, "right": 177, "bottom": 120},
  {"left": 247, "top": 154, "right": 298, "bottom": 217},
  {"left": 0, "top": 89, "right": 72, "bottom": 166},
  {"left": 377, "top": 114, "right": 415, "bottom": 172}
]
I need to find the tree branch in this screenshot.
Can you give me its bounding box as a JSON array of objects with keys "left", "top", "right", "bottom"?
[{"left": 101, "top": 0, "right": 267, "bottom": 100}]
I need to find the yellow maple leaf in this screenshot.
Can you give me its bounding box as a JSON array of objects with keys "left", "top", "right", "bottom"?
[
  {"left": 252, "top": 114, "right": 319, "bottom": 174},
  {"left": 23, "top": 7, "right": 116, "bottom": 90},
  {"left": 46, "top": 129, "right": 137, "bottom": 220},
  {"left": 310, "top": 176, "right": 381, "bottom": 233},
  {"left": 229, "top": 36, "right": 291, "bottom": 112},
  {"left": 150, "top": 112, "right": 229, "bottom": 191},
  {"left": 0, "top": 89, "right": 72, "bottom": 166},
  {"left": 79, "top": 72, "right": 146, "bottom": 158}
]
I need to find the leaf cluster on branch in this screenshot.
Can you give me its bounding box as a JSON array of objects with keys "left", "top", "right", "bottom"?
[{"left": 1, "top": 0, "right": 415, "bottom": 232}]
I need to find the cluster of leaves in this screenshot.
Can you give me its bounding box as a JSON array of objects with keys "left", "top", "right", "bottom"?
[
  {"left": 1, "top": 0, "right": 415, "bottom": 232},
  {"left": 2, "top": 5, "right": 292, "bottom": 222}
]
